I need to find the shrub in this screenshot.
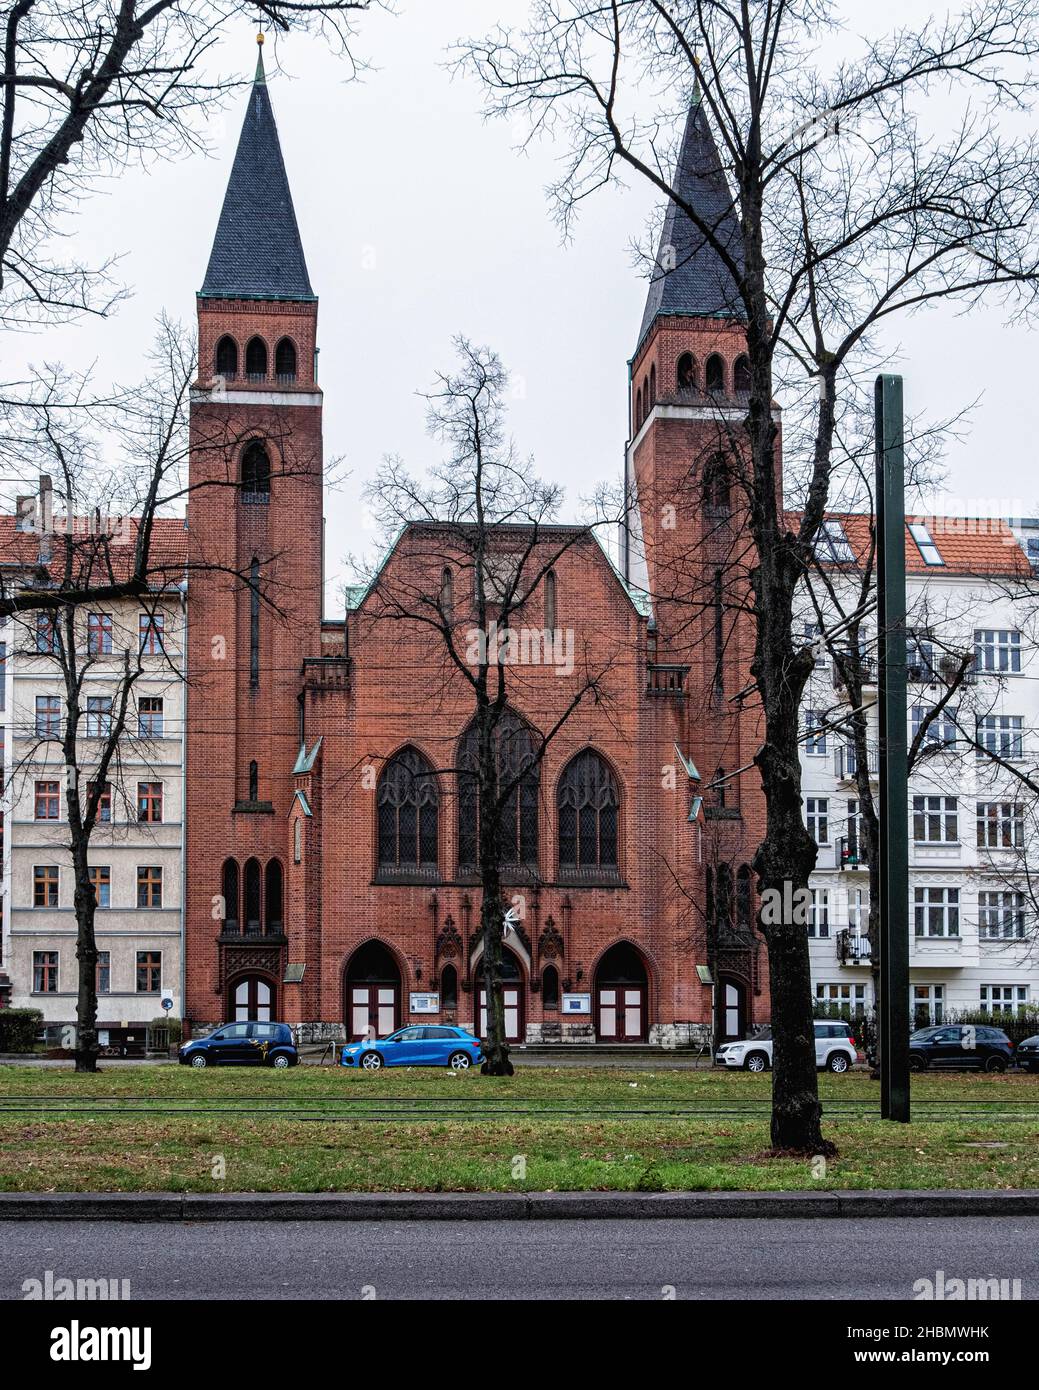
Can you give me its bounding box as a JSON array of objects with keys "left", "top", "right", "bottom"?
[{"left": 0, "top": 1008, "right": 44, "bottom": 1053}]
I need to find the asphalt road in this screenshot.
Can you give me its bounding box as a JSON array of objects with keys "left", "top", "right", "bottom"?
[{"left": 2, "top": 1216, "right": 1037, "bottom": 1300}]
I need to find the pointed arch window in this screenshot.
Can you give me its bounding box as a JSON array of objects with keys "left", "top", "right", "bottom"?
[
  {"left": 274, "top": 337, "right": 297, "bottom": 382},
  {"left": 734, "top": 354, "right": 751, "bottom": 393},
  {"left": 241, "top": 442, "right": 270, "bottom": 503},
  {"left": 635, "top": 385, "right": 643, "bottom": 430},
  {"left": 440, "top": 567, "right": 454, "bottom": 621},
  {"left": 377, "top": 747, "right": 439, "bottom": 880},
  {"left": 544, "top": 569, "right": 557, "bottom": 632},
  {"left": 458, "top": 710, "right": 540, "bottom": 876},
  {"left": 704, "top": 455, "right": 731, "bottom": 514},
  {"left": 558, "top": 749, "right": 620, "bottom": 879},
  {"left": 243, "top": 858, "right": 262, "bottom": 935},
  {"left": 441, "top": 963, "right": 458, "bottom": 1012},
  {"left": 542, "top": 964, "right": 560, "bottom": 1010},
  {"left": 649, "top": 363, "right": 656, "bottom": 406},
  {"left": 222, "top": 858, "right": 239, "bottom": 934},
  {"left": 705, "top": 353, "right": 725, "bottom": 393},
  {"left": 245, "top": 337, "right": 268, "bottom": 380},
  {"left": 676, "top": 352, "right": 697, "bottom": 393},
  {"left": 265, "top": 860, "right": 283, "bottom": 933},
  {"left": 215, "top": 336, "right": 238, "bottom": 380},
  {"left": 737, "top": 864, "right": 753, "bottom": 930}
]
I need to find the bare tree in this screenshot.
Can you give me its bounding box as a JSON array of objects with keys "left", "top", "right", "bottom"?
[
  {"left": 459, "top": 0, "right": 1039, "bottom": 1151},
  {"left": 361, "top": 338, "right": 621, "bottom": 1075}
]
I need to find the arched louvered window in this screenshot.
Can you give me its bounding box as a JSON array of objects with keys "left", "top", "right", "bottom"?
[
  {"left": 377, "top": 747, "right": 439, "bottom": 877},
  {"left": 274, "top": 337, "right": 297, "bottom": 381},
  {"left": 557, "top": 749, "right": 620, "bottom": 875},
  {"left": 245, "top": 337, "right": 268, "bottom": 379},
  {"left": 222, "top": 859, "right": 239, "bottom": 934},
  {"left": 734, "top": 354, "right": 751, "bottom": 393},
  {"left": 241, "top": 441, "right": 271, "bottom": 502},
  {"left": 458, "top": 710, "right": 540, "bottom": 874},
  {"left": 676, "top": 352, "right": 697, "bottom": 392},
  {"left": 265, "top": 860, "right": 283, "bottom": 933},
  {"left": 244, "top": 857, "right": 262, "bottom": 935},
  {"left": 544, "top": 569, "right": 557, "bottom": 631},
  {"left": 705, "top": 353, "right": 725, "bottom": 393},
  {"left": 215, "top": 336, "right": 238, "bottom": 379}
]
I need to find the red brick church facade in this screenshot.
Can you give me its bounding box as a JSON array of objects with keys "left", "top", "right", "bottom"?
[{"left": 183, "top": 51, "right": 770, "bottom": 1045}]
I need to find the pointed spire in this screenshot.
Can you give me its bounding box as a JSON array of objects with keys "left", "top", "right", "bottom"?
[
  {"left": 636, "top": 90, "right": 744, "bottom": 349},
  {"left": 199, "top": 37, "right": 314, "bottom": 301}
]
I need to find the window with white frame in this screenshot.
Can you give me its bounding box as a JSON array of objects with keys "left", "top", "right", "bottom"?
[
  {"left": 906, "top": 631, "right": 937, "bottom": 682},
  {"left": 974, "top": 629, "right": 1022, "bottom": 674},
  {"left": 980, "top": 984, "right": 1029, "bottom": 1015},
  {"left": 814, "top": 519, "right": 855, "bottom": 563},
  {"left": 908, "top": 521, "right": 944, "bottom": 566},
  {"left": 913, "top": 886, "right": 959, "bottom": 937},
  {"left": 912, "top": 983, "right": 944, "bottom": 1026},
  {"left": 816, "top": 982, "right": 867, "bottom": 1015},
  {"left": 803, "top": 622, "right": 826, "bottom": 668},
  {"left": 911, "top": 704, "right": 957, "bottom": 749},
  {"left": 805, "top": 796, "right": 829, "bottom": 845},
  {"left": 976, "top": 715, "right": 1023, "bottom": 760},
  {"left": 808, "top": 888, "right": 830, "bottom": 938},
  {"left": 912, "top": 796, "right": 958, "bottom": 844},
  {"left": 805, "top": 710, "right": 828, "bottom": 754},
  {"left": 847, "top": 887, "right": 870, "bottom": 934},
  {"left": 976, "top": 801, "right": 1025, "bottom": 849},
  {"left": 978, "top": 890, "right": 1026, "bottom": 940}
]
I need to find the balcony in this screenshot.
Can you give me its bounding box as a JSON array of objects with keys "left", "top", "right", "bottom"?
[
  {"left": 833, "top": 743, "right": 879, "bottom": 782},
  {"left": 302, "top": 655, "right": 351, "bottom": 694},
  {"left": 836, "top": 928, "right": 872, "bottom": 964},
  {"left": 832, "top": 654, "right": 877, "bottom": 690},
  {"left": 645, "top": 663, "right": 689, "bottom": 701},
  {"left": 836, "top": 835, "right": 870, "bottom": 871}
]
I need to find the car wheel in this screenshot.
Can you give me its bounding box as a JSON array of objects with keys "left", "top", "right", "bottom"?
[
  {"left": 744, "top": 1051, "right": 769, "bottom": 1072},
  {"left": 827, "top": 1052, "right": 850, "bottom": 1074},
  {"left": 361, "top": 1052, "right": 383, "bottom": 1071},
  {"left": 271, "top": 1053, "right": 290, "bottom": 1069},
  {"left": 984, "top": 1054, "right": 1007, "bottom": 1073},
  {"left": 909, "top": 1054, "right": 926, "bottom": 1071},
  {"left": 448, "top": 1051, "right": 472, "bottom": 1071},
  {"left": 190, "top": 1054, "right": 207, "bottom": 1069}
]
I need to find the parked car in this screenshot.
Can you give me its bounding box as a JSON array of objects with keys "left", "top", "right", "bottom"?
[
  {"left": 178, "top": 1021, "right": 298, "bottom": 1069},
  {"left": 715, "top": 1020, "right": 858, "bottom": 1073},
  {"left": 908, "top": 1024, "right": 1013, "bottom": 1072},
  {"left": 340, "top": 1024, "right": 483, "bottom": 1071},
  {"left": 1015, "top": 1034, "right": 1039, "bottom": 1072}
]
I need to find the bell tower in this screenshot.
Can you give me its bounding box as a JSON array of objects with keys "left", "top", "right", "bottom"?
[{"left": 184, "top": 35, "right": 324, "bottom": 1025}]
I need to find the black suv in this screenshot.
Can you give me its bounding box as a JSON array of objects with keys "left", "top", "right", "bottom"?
[
  {"left": 178, "top": 1021, "right": 298, "bottom": 1069},
  {"left": 909, "top": 1024, "right": 1013, "bottom": 1072}
]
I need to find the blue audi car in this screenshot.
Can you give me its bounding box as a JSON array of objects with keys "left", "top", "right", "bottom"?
[{"left": 340, "top": 1024, "right": 482, "bottom": 1071}]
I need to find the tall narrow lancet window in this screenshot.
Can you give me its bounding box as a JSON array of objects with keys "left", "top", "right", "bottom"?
[
  {"left": 737, "top": 864, "right": 753, "bottom": 929},
  {"left": 557, "top": 750, "right": 619, "bottom": 875},
  {"left": 649, "top": 364, "right": 656, "bottom": 406},
  {"left": 265, "top": 860, "right": 283, "bottom": 932},
  {"left": 241, "top": 441, "right": 270, "bottom": 502},
  {"left": 222, "top": 859, "right": 240, "bottom": 933},
  {"left": 274, "top": 337, "right": 297, "bottom": 381},
  {"left": 713, "top": 570, "right": 725, "bottom": 701},
  {"left": 440, "top": 567, "right": 454, "bottom": 621},
  {"left": 704, "top": 456, "right": 731, "bottom": 513},
  {"left": 635, "top": 386, "right": 643, "bottom": 430},
  {"left": 441, "top": 964, "right": 458, "bottom": 1011},
  {"left": 544, "top": 570, "right": 557, "bottom": 631},
  {"left": 676, "top": 352, "right": 697, "bottom": 393},
  {"left": 705, "top": 353, "right": 725, "bottom": 393},
  {"left": 458, "top": 710, "right": 540, "bottom": 873},
  {"left": 377, "top": 748, "right": 439, "bottom": 877},
  {"left": 245, "top": 336, "right": 268, "bottom": 379},
  {"left": 734, "top": 355, "right": 751, "bottom": 393},
  {"left": 249, "top": 559, "right": 261, "bottom": 689},
  {"left": 248, "top": 760, "right": 258, "bottom": 801},
  {"left": 244, "top": 858, "right": 262, "bottom": 934},
  {"left": 215, "top": 336, "right": 238, "bottom": 379}
]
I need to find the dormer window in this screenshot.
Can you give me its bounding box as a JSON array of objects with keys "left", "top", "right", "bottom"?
[
  {"left": 275, "top": 337, "right": 297, "bottom": 382},
  {"left": 245, "top": 337, "right": 268, "bottom": 381},
  {"left": 215, "top": 336, "right": 238, "bottom": 380},
  {"left": 241, "top": 441, "right": 271, "bottom": 503}
]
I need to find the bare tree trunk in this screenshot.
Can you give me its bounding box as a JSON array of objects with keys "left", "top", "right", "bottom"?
[{"left": 72, "top": 836, "right": 99, "bottom": 1073}]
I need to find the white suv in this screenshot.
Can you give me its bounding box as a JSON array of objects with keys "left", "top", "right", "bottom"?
[{"left": 715, "top": 1021, "right": 858, "bottom": 1073}]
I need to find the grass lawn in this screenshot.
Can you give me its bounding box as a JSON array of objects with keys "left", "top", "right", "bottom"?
[{"left": 1, "top": 1064, "right": 1037, "bottom": 1194}]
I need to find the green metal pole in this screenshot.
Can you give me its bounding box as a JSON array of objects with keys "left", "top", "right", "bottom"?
[{"left": 876, "top": 374, "right": 910, "bottom": 1122}]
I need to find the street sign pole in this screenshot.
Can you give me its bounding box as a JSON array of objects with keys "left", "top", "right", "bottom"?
[{"left": 876, "top": 374, "right": 911, "bottom": 1122}]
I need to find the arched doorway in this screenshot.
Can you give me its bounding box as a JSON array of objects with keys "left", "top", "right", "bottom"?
[
  {"left": 717, "top": 975, "right": 747, "bottom": 1044},
  {"left": 229, "top": 973, "right": 276, "bottom": 1022},
  {"left": 474, "top": 948, "right": 525, "bottom": 1043},
  {"left": 594, "top": 942, "right": 648, "bottom": 1042},
  {"left": 344, "top": 941, "right": 402, "bottom": 1040}
]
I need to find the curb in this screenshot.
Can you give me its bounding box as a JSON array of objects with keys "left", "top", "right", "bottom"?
[{"left": 1, "top": 1189, "right": 1039, "bottom": 1222}]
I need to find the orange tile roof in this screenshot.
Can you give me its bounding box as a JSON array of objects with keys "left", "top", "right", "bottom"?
[
  {"left": 0, "top": 515, "right": 188, "bottom": 590},
  {"left": 787, "top": 511, "right": 1030, "bottom": 579}
]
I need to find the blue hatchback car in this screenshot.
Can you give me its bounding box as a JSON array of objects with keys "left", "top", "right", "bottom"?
[
  {"left": 340, "top": 1024, "right": 482, "bottom": 1071},
  {"left": 179, "top": 1021, "right": 298, "bottom": 1069}
]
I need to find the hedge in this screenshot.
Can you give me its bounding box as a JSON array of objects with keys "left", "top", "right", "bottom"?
[{"left": 0, "top": 1008, "right": 43, "bottom": 1053}]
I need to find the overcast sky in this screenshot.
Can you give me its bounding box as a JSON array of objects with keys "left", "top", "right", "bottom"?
[{"left": 8, "top": 0, "right": 1039, "bottom": 612}]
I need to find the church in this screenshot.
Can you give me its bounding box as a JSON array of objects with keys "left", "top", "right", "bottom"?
[{"left": 183, "top": 42, "right": 769, "bottom": 1046}]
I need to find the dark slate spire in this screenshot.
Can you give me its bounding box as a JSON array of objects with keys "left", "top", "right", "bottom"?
[
  {"left": 637, "top": 86, "right": 743, "bottom": 347},
  {"left": 200, "top": 35, "right": 315, "bottom": 301}
]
